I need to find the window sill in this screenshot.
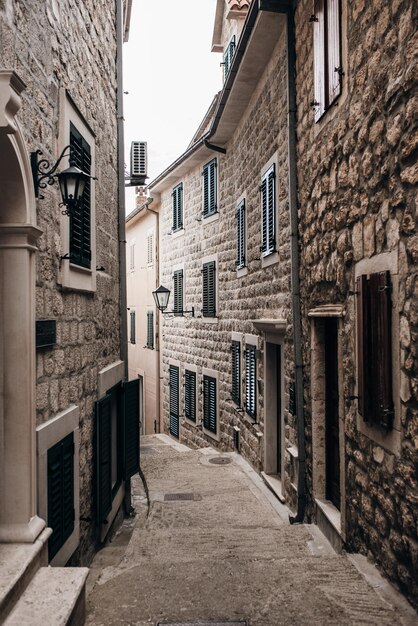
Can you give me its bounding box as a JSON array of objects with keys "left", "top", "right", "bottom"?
[
  {"left": 171, "top": 227, "right": 185, "bottom": 239},
  {"left": 59, "top": 262, "right": 96, "bottom": 293},
  {"left": 236, "top": 266, "right": 248, "bottom": 278},
  {"left": 200, "top": 316, "right": 218, "bottom": 324},
  {"left": 202, "top": 212, "right": 219, "bottom": 225},
  {"left": 261, "top": 251, "right": 279, "bottom": 269},
  {"left": 202, "top": 425, "right": 220, "bottom": 442}
]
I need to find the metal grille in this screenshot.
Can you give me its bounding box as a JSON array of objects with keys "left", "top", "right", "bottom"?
[
  {"left": 164, "top": 493, "right": 195, "bottom": 501},
  {"left": 208, "top": 457, "right": 232, "bottom": 466}
]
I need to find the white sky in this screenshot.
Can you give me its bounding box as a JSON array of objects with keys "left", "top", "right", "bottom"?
[{"left": 123, "top": 0, "right": 222, "bottom": 214}]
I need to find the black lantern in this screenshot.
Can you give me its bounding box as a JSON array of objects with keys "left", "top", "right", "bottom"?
[
  {"left": 152, "top": 285, "right": 171, "bottom": 312},
  {"left": 58, "top": 165, "right": 89, "bottom": 210}
]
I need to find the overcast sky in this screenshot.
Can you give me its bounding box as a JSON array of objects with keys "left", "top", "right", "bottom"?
[{"left": 123, "top": 0, "right": 221, "bottom": 214}]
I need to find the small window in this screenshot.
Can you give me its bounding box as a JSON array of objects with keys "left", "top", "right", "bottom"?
[
  {"left": 203, "top": 375, "right": 217, "bottom": 434},
  {"left": 223, "top": 35, "right": 236, "bottom": 80},
  {"left": 260, "top": 164, "right": 276, "bottom": 257},
  {"left": 169, "top": 365, "right": 180, "bottom": 438},
  {"left": 231, "top": 340, "right": 241, "bottom": 405},
  {"left": 129, "top": 243, "right": 135, "bottom": 270},
  {"left": 245, "top": 344, "right": 257, "bottom": 419},
  {"left": 147, "top": 230, "right": 154, "bottom": 266},
  {"left": 173, "top": 269, "right": 184, "bottom": 316},
  {"left": 130, "top": 311, "right": 136, "bottom": 344},
  {"left": 202, "top": 159, "right": 217, "bottom": 218},
  {"left": 236, "top": 199, "right": 246, "bottom": 269},
  {"left": 356, "top": 271, "right": 393, "bottom": 430},
  {"left": 202, "top": 261, "right": 216, "bottom": 317},
  {"left": 313, "top": 0, "right": 342, "bottom": 122},
  {"left": 172, "top": 183, "right": 183, "bottom": 232},
  {"left": 146, "top": 311, "right": 154, "bottom": 349},
  {"left": 47, "top": 432, "right": 74, "bottom": 561},
  {"left": 69, "top": 122, "right": 91, "bottom": 269},
  {"left": 184, "top": 370, "right": 196, "bottom": 422}
]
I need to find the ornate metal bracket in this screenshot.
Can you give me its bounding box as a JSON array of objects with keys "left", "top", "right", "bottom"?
[{"left": 30, "top": 145, "right": 72, "bottom": 199}]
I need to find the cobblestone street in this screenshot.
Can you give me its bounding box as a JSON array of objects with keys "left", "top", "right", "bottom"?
[{"left": 86, "top": 436, "right": 416, "bottom": 626}]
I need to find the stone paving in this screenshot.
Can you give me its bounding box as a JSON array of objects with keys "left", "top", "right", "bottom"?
[{"left": 86, "top": 435, "right": 417, "bottom": 626}]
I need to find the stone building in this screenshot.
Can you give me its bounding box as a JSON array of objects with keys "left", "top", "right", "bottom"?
[
  {"left": 294, "top": 0, "right": 417, "bottom": 607},
  {"left": 0, "top": 0, "right": 137, "bottom": 618}
]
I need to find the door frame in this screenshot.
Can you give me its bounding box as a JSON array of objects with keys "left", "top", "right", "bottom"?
[{"left": 264, "top": 332, "right": 286, "bottom": 491}]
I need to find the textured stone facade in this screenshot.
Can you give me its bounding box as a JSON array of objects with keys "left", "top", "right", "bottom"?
[
  {"left": 294, "top": 0, "right": 417, "bottom": 606},
  {"left": 0, "top": 0, "right": 125, "bottom": 565}
]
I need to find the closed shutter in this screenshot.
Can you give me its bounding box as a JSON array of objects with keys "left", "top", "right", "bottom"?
[
  {"left": 122, "top": 379, "right": 140, "bottom": 480},
  {"left": 47, "top": 432, "right": 74, "bottom": 561},
  {"left": 327, "top": 0, "right": 342, "bottom": 106},
  {"left": 184, "top": 370, "right": 196, "bottom": 422},
  {"left": 147, "top": 231, "right": 153, "bottom": 266},
  {"left": 130, "top": 311, "right": 136, "bottom": 344},
  {"left": 202, "top": 261, "right": 216, "bottom": 317},
  {"left": 261, "top": 165, "right": 276, "bottom": 256},
  {"left": 203, "top": 375, "right": 217, "bottom": 433},
  {"left": 202, "top": 159, "right": 217, "bottom": 217},
  {"left": 95, "top": 395, "right": 112, "bottom": 525},
  {"left": 147, "top": 311, "right": 154, "bottom": 348},
  {"left": 172, "top": 183, "right": 183, "bottom": 231},
  {"left": 245, "top": 345, "right": 257, "bottom": 418},
  {"left": 313, "top": 0, "right": 326, "bottom": 121},
  {"left": 223, "top": 35, "right": 236, "bottom": 79},
  {"left": 236, "top": 200, "right": 246, "bottom": 269},
  {"left": 356, "top": 275, "right": 369, "bottom": 419},
  {"left": 169, "top": 365, "right": 180, "bottom": 438},
  {"left": 173, "top": 269, "right": 184, "bottom": 316},
  {"left": 231, "top": 341, "right": 241, "bottom": 405},
  {"left": 69, "top": 122, "right": 91, "bottom": 268}
]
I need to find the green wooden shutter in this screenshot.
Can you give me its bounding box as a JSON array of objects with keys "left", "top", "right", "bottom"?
[
  {"left": 130, "top": 311, "right": 136, "bottom": 344},
  {"left": 202, "top": 261, "right": 216, "bottom": 317},
  {"left": 69, "top": 122, "right": 91, "bottom": 268},
  {"left": 172, "top": 183, "right": 183, "bottom": 231},
  {"left": 122, "top": 379, "right": 140, "bottom": 480},
  {"left": 245, "top": 345, "right": 257, "bottom": 418},
  {"left": 169, "top": 365, "right": 180, "bottom": 438},
  {"left": 356, "top": 275, "right": 369, "bottom": 420},
  {"left": 231, "top": 341, "right": 241, "bottom": 405},
  {"left": 202, "top": 159, "right": 217, "bottom": 217},
  {"left": 184, "top": 370, "right": 196, "bottom": 422},
  {"left": 236, "top": 200, "right": 246, "bottom": 269},
  {"left": 47, "top": 432, "right": 74, "bottom": 561},
  {"left": 223, "top": 35, "right": 236, "bottom": 79},
  {"left": 203, "top": 375, "right": 217, "bottom": 433},
  {"left": 95, "top": 395, "right": 112, "bottom": 525},
  {"left": 173, "top": 269, "right": 184, "bottom": 315},
  {"left": 261, "top": 165, "right": 275, "bottom": 255},
  {"left": 147, "top": 311, "right": 154, "bottom": 348},
  {"left": 261, "top": 176, "right": 268, "bottom": 254}
]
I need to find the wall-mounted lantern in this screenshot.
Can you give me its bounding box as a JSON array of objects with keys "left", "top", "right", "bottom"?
[{"left": 152, "top": 285, "right": 194, "bottom": 317}]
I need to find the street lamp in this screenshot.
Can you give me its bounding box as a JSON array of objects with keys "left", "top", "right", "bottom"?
[{"left": 152, "top": 285, "right": 194, "bottom": 317}]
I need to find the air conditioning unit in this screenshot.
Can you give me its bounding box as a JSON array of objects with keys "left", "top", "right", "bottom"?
[{"left": 130, "top": 141, "right": 147, "bottom": 179}]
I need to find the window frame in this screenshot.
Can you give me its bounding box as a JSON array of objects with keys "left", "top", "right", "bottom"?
[
  {"left": 130, "top": 310, "right": 136, "bottom": 344},
  {"left": 173, "top": 268, "right": 184, "bottom": 316},
  {"left": 202, "top": 259, "right": 217, "bottom": 319},
  {"left": 202, "top": 158, "right": 218, "bottom": 219},
  {"left": 244, "top": 343, "right": 257, "bottom": 420},
  {"left": 172, "top": 182, "right": 184, "bottom": 233},
  {"left": 146, "top": 310, "right": 154, "bottom": 349},
  {"left": 231, "top": 340, "right": 241, "bottom": 406},
  {"left": 202, "top": 368, "right": 219, "bottom": 439},
  {"left": 184, "top": 368, "right": 197, "bottom": 423},
  {"left": 260, "top": 163, "right": 276, "bottom": 259},
  {"left": 169, "top": 363, "right": 180, "bottom": 439},
  {"left": 236, "top": 198, "right": 246, "bottom": 271}
]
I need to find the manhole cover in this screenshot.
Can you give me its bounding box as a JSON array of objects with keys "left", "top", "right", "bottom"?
[
  {"left": 208, "top": 457, "right": 232, "bottom": 465},
  {"left": 164, "top": 493, "right": 195, "bottom": 501}
]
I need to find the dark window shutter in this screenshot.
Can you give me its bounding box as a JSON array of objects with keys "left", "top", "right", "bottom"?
[
  {"left": 356, "top": 275, "right": 369, "bottom": 419},
  {"left": 202, "top": 159, "right": 217, "bottom": 217},
  {"left": 261, "top": 165, "right": 275, "bottom": 255},
  {"left": 169, "top": 365, "right": 180, "bottom": 438},
  {"left": 146, "top": 311, "right": 154, "bottom": 348},
  {"left": 184, "top": 370, "right": 196, "bottom": 422},
  {"left": 231, "top": 341, "right": 241, "bottom": 405},
  {"left": 95, "top": 395, "right": 112, "bottom": 525},
  {"left": 172, "top": 183, "right": 183, "bottom": 231},
  {"left": 313, "top": 0, "right": 326, "bottom": 122},
  {"left": 236, "top": 200, "right": 246, "bottom": 269},
  {"left": 202, "top": 261, "right": 216, "bottom": 317},
  {"left": 173, "top": 269, "right": 184, "bottom": 315},
  {"left": 69, "top": 123, "right": 91, "bottom": 268},
  {"left": 261, "top": 177, "right": 267, "bottom": 253},
  {"left": 203, "top": 375, "right": 217, "bottom": 433},
  {"left": 122, "top": 379, "right": 140, "bottom": 480},
  {"left": 245, "top": 345, "right": 257, "bottom": 418},
  {"left": 223, "top": 35, "right": 236, "bottom": 79},
  {"left": 130, "top": 311, "right": 136, "bottom": 344},
  {"left": 47, "top": 432, "right": 74, "bottom": 561},
  {"left": 327, "top": 0, "right": 342, "bottom": 106}
]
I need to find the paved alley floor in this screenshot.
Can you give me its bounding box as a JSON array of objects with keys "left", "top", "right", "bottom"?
[{"left": 86, "top": 435, "right": 417, "bottom": 626}]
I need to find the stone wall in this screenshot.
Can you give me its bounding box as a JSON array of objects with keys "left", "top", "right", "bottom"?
[
  {"left": 0, "top": 0, "right": 121, "bottom": 564},
  {"left": 294, "top": 0, "right": 417, "bottom": 605}
]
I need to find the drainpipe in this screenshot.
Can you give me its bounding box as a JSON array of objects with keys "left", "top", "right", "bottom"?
[{"left": 116, "top": 0, "right": 128, "bottom": 379}]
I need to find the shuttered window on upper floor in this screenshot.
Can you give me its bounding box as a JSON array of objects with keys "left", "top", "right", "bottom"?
[
  {"left": 147, "top": 230, "right": 154, "bottom": 266},
  {"left": 173, "top": 269, "right": 184, "bottom": 316},
  {"left": 169, "top": 365, "right": 180, "bottom": 438},
  {"left": 130, "top": 310, "right": 136, "bottom": 344},
  {"left": 202, "top": 159, "right": 217, "bottom": 218},
  {"left": 223, "top": 35, "right": 236, "bottom": 80},
  {"left": 202, "top": 261, "right": 216, "bottom": 317},
  {"left": 203, "top": 375, "right": 217, "bottom": 434},
  {"left": 47, "top": 432, "right": 74, "bottom": 561},
  {"left": 69, "top": 122, "right": 91, "bottom": 269},
  {"left": 313, "top": 0, "right": 342, "bottom": 122},
  {"left": 184, "top": 369, "right": 197, "bottom": 422},
  {"left": 356, "top": 271, "right": 394, "bottom": 430},
  {"left": 245, "top": 344, "right": 257, "bottom": 419},
  {"left": 146, "top": 311, "right": 154, "bottom": 349},
  {"left": 261, "top": 164, "right": 276, "bottom": 257},
  {"left": 172, "top": 183, "right": 183, "bottom": 232},
  {"left": 231, "top": 340, "right": 241, "bottom": 405},
  {"left": 236, "top": 199, "right": 246, "bottom": 269}
]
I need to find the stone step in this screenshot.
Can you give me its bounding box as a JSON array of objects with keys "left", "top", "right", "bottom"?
[
  {"left": 0, "top": 529, "right": 50, "bottom": 622},
  {"left": 3, "top": 566, "right": 89, "bottom": 626}
]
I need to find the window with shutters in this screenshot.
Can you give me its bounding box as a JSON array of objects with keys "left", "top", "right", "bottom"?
[
  {"left": 184, "top": 369, "right": 197, "bottom": 423},
  {"left": 260, "top": 164, "right": 276, "bottom": 257},
  {"left": 222, "top": 35, "right": 236, "bottom": 80},
  {"left": 236, "top": 199, "right": 246, "bottom": 270},
  {"left": 202, "top": 260, "right": 216, "bottom": 318},
  {"left": 172, "top": 183, "right": 183, "bottom": 232},
  {"left": 146, "top": 229, "right": 154, "bottom": 266},
  {"left": 95, "top": 394, "right": 112, "bottom": 525},
  {"left": 69, "top": 122, "right": 91, "bottom": 269},
  {"left": 173, "top": 269, "right": 184, "bottom": 316},
  {"left": 245, "top": 344, "right": 257, "bottom": 419},
  {"left": 130, "top": 310, "right": 136, "bottom": 344},
  {"left": 47, "top": 432, "right": 74, "bottom": 561},
  {"left": 231, "top": 340, "right": 241, "bottom": 405},
  {"left": 203, "top": 375, "right": 217, "bottom": 434},
  {"left": 146, "top": 311, "right": 154, "bottom": 349},
  {"left": 169, "top": 364, "right": 180, "bottom": 438},
  {"left": 356, "top": 271, "right": 394, "bottom": 430},
  {"left": 312, "top": 0, "right": 342, "bottom": 122},
  {"left": 202, "top": 159, "right": 217, "bottom": 218},
  {"left": 129, "top": 242, "right": 135, "bottom": 270}
]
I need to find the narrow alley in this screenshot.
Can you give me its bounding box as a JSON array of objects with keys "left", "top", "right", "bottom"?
[{"left": 86, "top": 436, "right": 415, "bottom": 626}]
